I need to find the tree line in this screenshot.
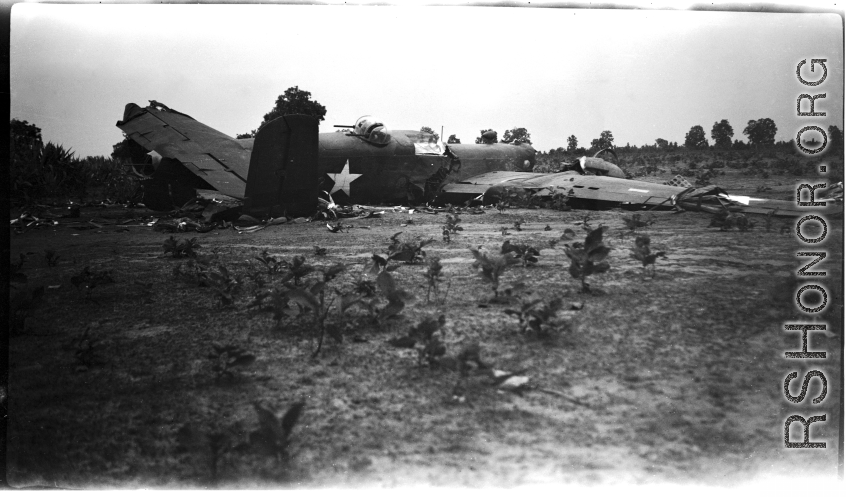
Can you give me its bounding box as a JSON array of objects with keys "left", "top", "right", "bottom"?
[{"left": 545, "top": 119, "right": 843, "bottom": 157}]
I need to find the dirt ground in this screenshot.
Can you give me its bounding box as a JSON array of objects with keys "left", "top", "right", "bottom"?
[{"left": 7, "top": 171, "right": 844, "bottom": 488}]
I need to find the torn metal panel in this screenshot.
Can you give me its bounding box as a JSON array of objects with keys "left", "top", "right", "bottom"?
[{"left": 117, "top": 103, "right": 251, "bottom": 199}]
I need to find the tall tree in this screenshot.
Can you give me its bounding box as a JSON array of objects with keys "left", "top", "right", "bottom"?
[
  {"left": 684, "top": 125, "right": 708, "bottom": 148},
  {"left": 244, "top": 86, "right": 327, "bottom": 137},
  {"left": 567, "top": 135, "right": 578, "bottom": 152},
  {"left": 743, "top": 118, "right": 777, "bottom": 147},
  {"left": 111, "top": 136, "right": 150, "bottom": 164},
  {"left": 447, "top": 134, "right": 461, "bottom": 144},
  {"left": 10, "top": 119, "right": 42, "bottom": 154},
  {"left": 10, "top": 119, "right": 44, "bottom": 184},
  {"left": 655, "top": 138, "right": 669, "bottom": 149},
  {"left": 711, "top": 119, "right": 734, "bottom": 148},
  {"left": 590, "top": 130, "right": 614, "bottom": 151},
  {"left": 420, "top": 126, "right": 439, "bottom": 141},
  {"left": 501, "top": 127, "right": 532, "bottom": 145}
]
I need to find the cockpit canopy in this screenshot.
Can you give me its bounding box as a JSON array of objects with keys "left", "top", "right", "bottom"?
[
  {"left": 353, "top": 116, "right": 391, "bottom": 145},
  {"left": 350, "top": 116, "right": 444, "bottom": 154}
]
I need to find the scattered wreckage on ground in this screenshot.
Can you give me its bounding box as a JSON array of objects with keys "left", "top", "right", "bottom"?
[
  {"left": 435, "top": 166, "right": 844, "bottom": 218},
  {"left": 116, "top": 100, "right": 843, "bottom": 222}
]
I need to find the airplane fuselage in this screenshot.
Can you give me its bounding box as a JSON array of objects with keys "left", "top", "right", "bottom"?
[
  {"left": 117, "top": 102, "right": 536, "bottom": 210},
  {"left": 240, "top": 131, "right": 536, "bottom": 204}
]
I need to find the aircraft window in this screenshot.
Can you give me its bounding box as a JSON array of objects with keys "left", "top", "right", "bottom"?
[
  {"left": 369, "top": 127, "right": 391, "bottom": 145},
  {"left": 406, "top": 131, "right": 443, "bottom": 155},
  {"left": 353, "top": 115, "right": 392, "bottom": 145}
]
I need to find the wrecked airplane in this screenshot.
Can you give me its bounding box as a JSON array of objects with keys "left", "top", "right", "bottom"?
[
  {"left": 116, "top": 101, "right": 536, "bottom": 215},
  {"left": 116, "top": 101, "right": 840, "bottom": 220},
  {"left": 434, "top": 157, "right": 843, "bottom": 217}
]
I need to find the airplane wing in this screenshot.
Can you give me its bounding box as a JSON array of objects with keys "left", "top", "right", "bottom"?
[
  {"left": 437, "top": 171, "right": 683, "bottom": 207},
  {"left": 116, "top": 103, "right": 251, "bottom": 199},
  {"left": 437, "top": 170, "right": 842, "bottom": 217}
]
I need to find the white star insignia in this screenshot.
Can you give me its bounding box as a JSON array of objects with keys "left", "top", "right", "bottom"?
[{"left": 326, "top": 160, "right": 362, "bottom": 196}]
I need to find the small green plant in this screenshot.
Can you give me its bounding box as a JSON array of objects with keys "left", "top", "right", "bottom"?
[
  {"left": 365, "top": 253, "right": 400, "bottom": 275},
  {"left": 389, "top": 315, "right": 448, "bottom": 366},
  {"left": 256, "top": 249, "right": 286, "bottom": 274},
  {"left": 250, "top": 286, "right": 289, "bottom": 322},
  {"left": 505, "top": 293, "right": 564, "bottom": 336},
  {"left": 501, "top": 240, "right": 540, "bottom": 267},
  {"left": 354, "top": 278, "right": 377, "bottom": 297},
  {"left": 631, "top": 235, "right": 666, "bottom": 278},
  {"left": 246, "top": 269, "right": 267, "bottom": 289},
  {"left": 174, "top": 261, "right": 244, "bottom": 307},
  {"left": 207, "top": 343, "right": 256, "bottom": 380},
  {"left": 469, "top": 248, "right": 520, "bottom": 299},
  {"left": 163, "top": 236, "right": 202, "bottom": 258},
  {"left": 513, "top": 219, "right": 523, "bottom": 232},
  {"left": 500, "top": 226, "right": 510, "bottom": 236},
  {"left": 622, "top": 213, "right": 654, "bottom": 231},
  {"left": 281, "top": 255, "right": 315, "bottom": 286},
  {"left": 43, "top": 248, "right": 61, "bottom": 267},
  {"left": 375, "top": 270, "right": 414, "bottom": 320},
  {"left": 578, "top": 215, "right": 594, "bottom": 233},
  {"left": 207, "top": 265, "right": 244, "bottom": 307},
  {"left": 176, "top": 421, "right": 249, "bottom": 484},
  {"left": 423, "top": 257, "right": 449, "bottom": 304},
  {"left": 250, "top": 401, "right": 305, "bottom": 468},
  {"left": 413, "top": 315, "right": 448, "bottom": 367},
  {"left": 443, "top": 213, "right": 463, "bottom": 239},
  {"left": 314, "top": 245, "right": 328, "bottom": 257},
  {"left": 562, "top": 226, "right": 611, "bottom": 293},
  {"left": 286, "top": 283, "right": 336, "bottom": 356},
  {"left": 386, "top": 232, "right": 434, "bottom": 264},
  {"left": 264, "top": 262, "right": 347, "bottom": 355},
  {"left": 544, "top": 225, "right": 552, "bottom": 231},
  {"left": 334, "top": 285, "right": 380, "bottom": 323}
]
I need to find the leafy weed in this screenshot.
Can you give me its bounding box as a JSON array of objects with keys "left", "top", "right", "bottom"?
[{"left": 562, "top": 226, "right": 611, "bottom": 293}]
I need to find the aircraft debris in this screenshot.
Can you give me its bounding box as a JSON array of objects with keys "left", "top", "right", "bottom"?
[
  {"left": 117, "top": 101, "right": 535, "bottom": 213},
  {"left": 436, "top": 159, "right": 843, "bottom": 217}
]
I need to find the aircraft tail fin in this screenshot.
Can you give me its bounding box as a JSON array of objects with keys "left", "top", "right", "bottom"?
[{"left": 244, "top": 114, "right": 319, "bottom": 218}]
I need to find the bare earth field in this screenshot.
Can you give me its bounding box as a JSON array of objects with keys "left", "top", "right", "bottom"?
[{"left": 7, "top": 171, "right": 843, "bottom": 488}]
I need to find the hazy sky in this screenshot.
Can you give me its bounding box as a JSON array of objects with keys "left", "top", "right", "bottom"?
[{"left": 10, "top": 3, "right": 844, "bottom": 157}]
